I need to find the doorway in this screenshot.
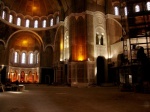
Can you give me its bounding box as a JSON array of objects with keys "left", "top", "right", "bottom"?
[{"left": 97, "top": 56, "right": 105, "bottom": 86}]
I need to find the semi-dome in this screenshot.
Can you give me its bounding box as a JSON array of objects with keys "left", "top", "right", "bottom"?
[{"left": 1, "top": 0, "right": 71, "bottom": 17}]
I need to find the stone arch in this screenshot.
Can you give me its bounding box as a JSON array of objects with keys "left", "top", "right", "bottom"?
[
  {"left": 9, "top": 10, "right": 17, "bottom": 24},
  {"left": 33, "top": 16, "right": 40, "bottom": 28},
  {"left": 6, "top": 30, "right": 44, "bottom": 50},
  {"left": 95, "top": 26, "right": 106, "bottom": 46}
]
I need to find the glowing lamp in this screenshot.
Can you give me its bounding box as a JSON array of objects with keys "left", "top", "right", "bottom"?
[{"left": 77, "top": 55, "right": 84, "bottom": 61}]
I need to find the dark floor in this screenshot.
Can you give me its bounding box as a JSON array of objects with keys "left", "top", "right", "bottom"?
[{"left": 0, "top": 84, "right": 150, "bottom": 112}]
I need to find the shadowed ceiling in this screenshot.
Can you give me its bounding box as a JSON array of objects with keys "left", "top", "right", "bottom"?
[{"left": 1, "top": 0, "right": 71, "bottom": 17}]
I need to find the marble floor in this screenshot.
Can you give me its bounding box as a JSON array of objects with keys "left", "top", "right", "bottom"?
[{"left": 0, "top": 84, "right": 150, "bottom": 112}]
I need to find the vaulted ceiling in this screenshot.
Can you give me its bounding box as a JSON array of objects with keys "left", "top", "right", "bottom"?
[{"left": 1, "top": 0, "right": 72, "bottom": 17}]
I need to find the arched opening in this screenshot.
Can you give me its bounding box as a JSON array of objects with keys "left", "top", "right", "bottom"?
[
  {"left": 41, "top": 68, "right": 54, "bottom": 85},
  {"left": 96, "top": 56, "right": 106, "bottom": 86},
  {"left": 7, "top": 31, "right": 42, "bottom": 83}
]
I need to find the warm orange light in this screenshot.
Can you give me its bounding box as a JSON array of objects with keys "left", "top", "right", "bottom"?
[
  {"left": 22, "top": 40, "right": 28, "bottom": 45},
  {"left": 60, "top": 43, "right": 63, "bottom": 50},
  {"left": 77, "top": 55, "right": 84, "bottom": 61},
  {"left": 32, "top": 6, "right": 37, "bottom": 11}
]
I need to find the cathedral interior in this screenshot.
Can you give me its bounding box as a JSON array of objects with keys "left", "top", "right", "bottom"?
[{"left": 0, "top": 0, "right": 150, "bottom": 89}]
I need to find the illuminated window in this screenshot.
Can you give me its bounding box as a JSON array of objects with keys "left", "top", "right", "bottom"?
[
  {"left": 37, "top": 53, "right": 39, "bottom": 64},
  {"left": 56, "top": 16, "right": 59, "bottom": 24},
  {"left": 42, "top": 20, "right": 46, "bottom": 28},
  {"left": 21, "top": 52, "right": 26, "bottom": 64},
  {"left": 114, "top": 6, "right": 119, "bottom": 15},
  {"left": 64, "top": 36, "right": 69, "bottom": 48},
  {"left": 50, "top": 18, "right": 53, "bottom": 26},
  {"left": 29, "top": 53, "right": 33, "bottom": 64},
  {"left": 25, "top": 19, "right": 30, "bottom": 27},
  {"left": 135, "top": 5, "right": 140, "bottom": 12},
  {"left": 147, "top": 2, "right": 150, "bottom": 11},
  {"left": 2, "top": 11, "right": 6, "bottom": 19},
  {"left": 14, "top": 52, "right": 18, "bottom": 63},
  {"left": 34, "top": 20, "right": 38, "bottom": 28},
  {"left": 124, "top": 7, "right": 128, "bottom": 16},
  {"left": 9, "top": 15, "right": 13, "bottom": 23},
  {"left": 17, "top": 17, "right": 21, "bottom": 26}
]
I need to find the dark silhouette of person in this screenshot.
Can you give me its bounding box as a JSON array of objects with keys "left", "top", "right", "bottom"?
[{"left": 137, "top": 47, "right": 150, "bottom": 83}]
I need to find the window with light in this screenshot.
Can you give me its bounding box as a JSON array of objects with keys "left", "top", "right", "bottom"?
[
  {"left": 2, "top": 11, "right": 6, "bottom": 19},
  {"left": 135, "top": 5, "right": 140, "bottom": 12},
  {"left": 147, "top": 2, "right": 150, "bottom": 11},
  {"left": 114, "top": 6, "right": 119, "bottom": 15},
  {"left": 17, "top": 17, "right": 21, "bottom": 26},
  {"left": 42, "top": 20, "right": 46, "bottom": 28},
  {"left": 25, "top": 19, "right": 30, "bottom": 27},
  {"left": 37, "top": 53, "right": 39, "bottom": 64},
  {"left": 56, "top": 16, "right": 59, "bottom": 24},
  {"left": 14, "top": 52, "right": 18, "bottom": 63},
  {"left": 21, "top": 53, "right": 26, "bottom": 64},
  {"left": 34, "top": 20, "right": 38, "bottom": 28},
  {"left": 50, "top": 18, "right": 53, "bottom": 26},
  {"left": 124, "top": 7, "right": 128, "bottom": 16},
  {"left": 9, "top": 15, "right": 13, "bottom": 23},
  {"left": 29, "top": 53, "right": 33, "bottom": 64}
]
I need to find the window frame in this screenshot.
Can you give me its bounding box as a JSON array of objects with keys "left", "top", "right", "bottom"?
[
  {"left": 29, "top": 53, "right": 34, "bottom": 64},
  {"left": 25, "top": 19, "right": 30, "bottom": 27},
  {"left": 17, "top": 17, "right": 21, "bottom": 26},
  {"left": 36, "top": 53, "right": 39, "bottom": 64},
  {"left": 34, "top": 20, "right": 38, "bottom": 28},
  {"left": 9, "top": 14, "right": 13, "bottom": 23},
  {"left": 50, "top": 18, "right": 53, "bottom": 26},
  {"left": 2, "top": 11, "right": 6, "bottom": 19},
  {"left": 147, "top": 2, "right": 150, "bottom": 11},
  {"left": 42, "top": 20, "right": 46, "bottom": 28},
  {"left": 56, "top": 16, "right": 59, "bottom": 24},
  {"left": 21, "top": 52, "right": 26, "bottom": 64},
  {"left": 14, "top": 51, "right": 19, "bottom": 63},
  {"left": 114, "top": 6, "right": 119, "bottom": 15},
  {"left": 124, "top": 7, "right": 128, "bottom": 16},
  {"left": 135, "top": 5, "right": 140, "bottom": 12}
]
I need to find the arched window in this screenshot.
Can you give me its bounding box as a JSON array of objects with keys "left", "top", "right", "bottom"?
[
  {"left": 37, "top": 53, "right": 39, "bottom": 64},
  {"left": 17, "top": 17, "right": 21, "bottom": 26},
  {"left": 29, "top": 53, "right": 33, "bottom": 64},
  {"left": 42, "top": 20, "right": 46, "bottom": 28},
  {"left": 34, "top": 20, "right": 38, "bottom": 28},
  {"left": 64, "top": 36, "right": 69, "bottom": 48},
  {"left": 124, "top": 7, "right": 128, "bottom": 16},
  {"left": 2, "top": 11, "right": 6, "bottom": 19},
  {"left": 135, "top": 5, "right": 140, "bottom": 12},
  {"left": 9, "top": 14, "right": 13, "bottom": 23},
  {"left": 147, "top": 2, "right": 150, "bottom": 11},
  {"left": 14, "top": 51, "right": 19, "bottom": 63},
  {"left": 50, "top": 18, "right": 53, "bottom": 26},
  {"left": 114, "top": 6, "right": 119, "bottom": 15},
  {"left": 25, "top": 19, "right": 30, "bottom": 27},
  {"left": 21, "top": 52, "right": 26, "bottom": 64},
  {"left": 56, "top": 16, "right": 59, "bottom": 24}
]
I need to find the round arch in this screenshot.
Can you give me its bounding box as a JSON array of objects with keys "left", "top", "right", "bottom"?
[{"left": 5, "top": 30, "right": 44, "bottom": 51}]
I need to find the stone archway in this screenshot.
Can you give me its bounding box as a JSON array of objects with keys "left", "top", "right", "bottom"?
[{"left": 97, "top": 56, "right": 106, "bottom": 86}]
